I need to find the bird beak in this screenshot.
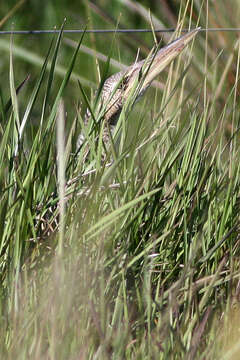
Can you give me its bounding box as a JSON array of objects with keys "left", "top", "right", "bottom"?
[{"left": 124, "top": 27, "right": 201, "bottom": 98}]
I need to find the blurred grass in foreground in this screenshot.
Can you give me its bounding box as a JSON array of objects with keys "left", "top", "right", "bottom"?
[{"left": 0, "top": 0, "right": 240, "bottom": 359}]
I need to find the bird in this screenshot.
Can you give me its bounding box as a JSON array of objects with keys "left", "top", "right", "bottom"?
[{"left": 77, "top": 27, "right": 200, "bottom": 150}]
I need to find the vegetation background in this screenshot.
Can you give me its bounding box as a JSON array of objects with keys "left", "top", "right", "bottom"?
[{"left": 0, "top": 0, "right": 240, "bottom": 359}]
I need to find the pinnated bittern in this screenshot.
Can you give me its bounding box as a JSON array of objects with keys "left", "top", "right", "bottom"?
[{"left": 77, "top": 28, "right": 200, "bottom": 149}]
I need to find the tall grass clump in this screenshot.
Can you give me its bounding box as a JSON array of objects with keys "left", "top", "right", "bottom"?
[{"left": 1, "top": 1, "right": 240, "bottom": 359}]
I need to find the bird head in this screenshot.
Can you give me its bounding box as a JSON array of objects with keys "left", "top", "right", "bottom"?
[
  {"left": 99, "top": 27, "right": 200, "bottom": 125},
  {"left": 77, "top": 28, "right": 200, "bottom": 149}
]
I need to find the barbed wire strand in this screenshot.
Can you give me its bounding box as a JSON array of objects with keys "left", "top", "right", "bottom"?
[{"left": 0, "top": 28, "right": 240, "bottom": 35}]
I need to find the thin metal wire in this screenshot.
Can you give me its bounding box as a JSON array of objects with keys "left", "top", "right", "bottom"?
[{"left": 0, "top": 28, "right": 240, "bottom": 35}]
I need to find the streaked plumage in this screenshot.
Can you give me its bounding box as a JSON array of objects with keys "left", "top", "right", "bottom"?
[{"left": 77, "top": 28, "right": 200, "bottom": 149}]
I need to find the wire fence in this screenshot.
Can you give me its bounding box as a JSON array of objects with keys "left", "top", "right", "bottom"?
[{"left": 0, "top": 28, "right": 240, "bottom": 35}]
